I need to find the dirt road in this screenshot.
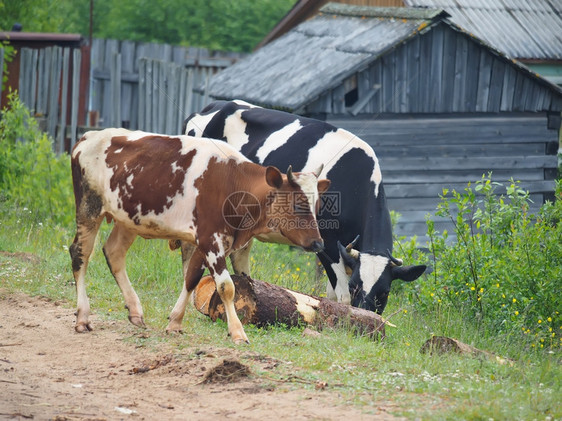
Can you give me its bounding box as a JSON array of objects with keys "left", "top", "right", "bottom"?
[{"left": 0, "top": 290, "right": 401, "bottom": 420}]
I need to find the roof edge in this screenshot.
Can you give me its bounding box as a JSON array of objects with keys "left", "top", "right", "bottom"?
[{"left": 319, "top": 3, "right": 449, "bottom": 20}]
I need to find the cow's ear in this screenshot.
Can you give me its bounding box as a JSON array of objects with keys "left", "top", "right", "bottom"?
[
  {"left": 317, "top": 179, "right": 331, "bottom": 195},
  {"left": 265, "top": 166, "right": 283, "bottom": 189},
  {"left": 391, "top": 265, "right": 427, "bottom": 282}
]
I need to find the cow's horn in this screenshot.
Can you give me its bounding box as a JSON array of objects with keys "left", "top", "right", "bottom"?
[
  {"left": 313, "top": 164, "right": 324, "bottom": 178},
  {"left": 386, "top": 249, "right": 403, "bottom": 267},
  {"left": 348, "top": 248, "right": 360, "bottom": 259},
  {"left": 345, "top": 235, "right": 360, "bottom": 252},
  {"left": 286, "top": 165, "right": 297, "bottom": 185}
]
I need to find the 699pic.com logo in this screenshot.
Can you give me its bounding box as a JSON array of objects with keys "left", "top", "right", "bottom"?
[{"left": 222, "top": 191, "right": 261, "bottom": 230}]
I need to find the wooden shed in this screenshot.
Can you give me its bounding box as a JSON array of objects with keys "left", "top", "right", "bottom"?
[{"left": 206, "top": 3, "right": 562, "bottom": 244}]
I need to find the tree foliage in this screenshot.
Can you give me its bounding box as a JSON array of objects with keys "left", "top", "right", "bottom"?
[{"left": 0, "top": 0, "right": 295, "bottom": 52}]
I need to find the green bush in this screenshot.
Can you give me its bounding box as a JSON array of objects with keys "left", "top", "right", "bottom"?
[
  {"left": 0, "top": 92, "right": 74, "bottom": 227},
  {"left": 413, "top": 174, "right": 561, "bottom": 350}
]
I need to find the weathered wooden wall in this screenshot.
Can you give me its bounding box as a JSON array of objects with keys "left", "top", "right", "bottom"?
[
  {"left": 306, "top": 23, "right": 562, "bottom": 116},
  {"left": 329, "top": 114, "right": 559, "bottom": 244}
]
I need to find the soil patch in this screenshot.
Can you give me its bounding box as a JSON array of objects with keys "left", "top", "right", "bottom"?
[{"left": 0, "top": 289, "right": 404, "bottom": 420}]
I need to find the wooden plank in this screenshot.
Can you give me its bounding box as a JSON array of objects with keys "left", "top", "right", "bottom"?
[
  {"left": 384, "top": 180, "right": 556, "bottom": 199},
  {"left": 90, "top": 38, "right": 104, "bottom": 114},
  {"left": 332, "top": 84, "right": 346, "bottom": 114},
  {"left": 157, "top": 60, "right": 167, "bottom": 133},
  {"left": 453, "top": 35, "right": 468, "bottom": 112},
  {"left": 356, "top": 68, "right": 372, "bottom": 114},
  {"left": 70, "top": 49, "right": 81, "bottom": 148},
  {"left": 464, "top": 40, "right": 480, "bottom": 112},
  {"left": 429, "top": 25, "right": 444, "bottom": 113},
  {"left": 184, "top": 68, "right": 194, "bottom": 122},
  {"left": 441, "top": 27, "right": 456, "bottom": 113},
  {"left": 382, "top": 169, "right": 548, "bottom": 183},
  {"left": 475, "top": 50, "right": 493, "bottom": 112},
  {"left": 331, "top": 115, "right": 551, "bottom": 131},
  {"left": 520, "top": 77, "right": 534, "bottom": 112},
  {"left": 512, "top": 72, "right": 526, "bottom": 111},
  {"left": 380, "top": 155, "right": 557, "bottom": 171},
  {"left": 177, "top": 67, "right": 187, "bottom": 134},
  {"left": 151, "top": 60, "right": 159, "bottom": 133},
  {"left": 58, "top": 48, "right": 70, "bottom": 153},
  {"left": 36, "top": 48, "right": 50, "bottom": 117},
  {"left": 47, "top": 47, "right": 62, "bottom": 139},
  {"left": 382, "top": 51, "right": 395, "bottom": 113},
  {"left": 387, "top": 193, "right": 546, "bottom": 212},
  {"left": 370, "top": 61, "right": 383, "bottom": 113},
  {"left": 487, "top": 58, "right": 505, "bottom": 112},
  {"left": 374, "top": 142, "right": 546, "bottom": 158},
  {"left": 110, "top": 52, "right": 122, "bottom": 127},
  {"left": 120, "top": 41, "right": 135, "bottom": 126},
  {"left": 137, "top": 58, "right": 146, "bottom": 131},
  {"left": 396, "top": 43, "right": 408, "bottom": 113},
  {"left": 29, "top": 49, "right": 38, "bottom": 113},
  {"left": 165, "top": 63, "right": 178, "bottom": 134},
  {"left": 406, "top": 35, "right": 420, "bottom": 113},
  {"left": 419, "top": 30, "right": 432, "bottom": 112}
]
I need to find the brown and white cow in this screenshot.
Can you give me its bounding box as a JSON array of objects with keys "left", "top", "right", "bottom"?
[{"left": 69, "top": 128, "right": 330, "bottom": 343}]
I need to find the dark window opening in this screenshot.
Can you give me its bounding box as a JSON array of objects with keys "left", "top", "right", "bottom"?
[{"left": 345, "top": 87, "right": 358, "bottom": 107}]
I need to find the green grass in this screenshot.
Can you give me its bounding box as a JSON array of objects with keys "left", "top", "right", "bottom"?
[{"left": 1, "top": 213, "right": 560, "bottom": 420}]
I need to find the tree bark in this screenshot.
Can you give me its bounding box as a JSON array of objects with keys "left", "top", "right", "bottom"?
[{"left": 193, "top": 274, "right": 388, "bottom": 340}]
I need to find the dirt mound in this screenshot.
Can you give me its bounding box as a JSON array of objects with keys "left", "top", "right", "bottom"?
[{"left": 202, "top": 358, "right": 251, "bottom": 384}]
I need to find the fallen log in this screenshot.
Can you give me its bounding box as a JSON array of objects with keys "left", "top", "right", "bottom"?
[{"left": 193, "top": 274, "right": 389, "bottom": 339}]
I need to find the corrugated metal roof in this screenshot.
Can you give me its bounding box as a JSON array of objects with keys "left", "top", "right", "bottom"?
[
  {"left": 207, "top": 4, "right": 448, "bottom": 110},
  {"left": 404, "top": 0, "right": 562, "bottom": 60}
]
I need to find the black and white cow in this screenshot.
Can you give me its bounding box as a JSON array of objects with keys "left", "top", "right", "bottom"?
[{"left": 181, "top": 100, "right": 426, "bottom": 315}]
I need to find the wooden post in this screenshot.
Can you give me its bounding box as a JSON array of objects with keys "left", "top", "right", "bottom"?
[{"left": 193, "top": 275, "right": 388, "bottom": 340}]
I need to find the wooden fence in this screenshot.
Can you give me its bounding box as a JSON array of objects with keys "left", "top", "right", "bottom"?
[
  {"left": 0, "top": 39, "right": 242, "bottom": 151},
  {"left": 90, "top": 38, "right": 241, "bottom": 133},
  {"left": 16, "top": 46, "right": 82, "bottom": 152}
]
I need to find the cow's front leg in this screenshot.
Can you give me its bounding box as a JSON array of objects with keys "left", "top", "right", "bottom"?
[
  {"left": 166, "top": 247, "right": 205, "bottom": 333},
  {"left": 209, "top": 261, "right": 249, "bottom": 344}
]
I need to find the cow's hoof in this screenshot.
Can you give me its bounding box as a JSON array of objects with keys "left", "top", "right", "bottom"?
[
  {"left": 129, "top": 315, "right": 146, "bottom": 328},
  {"left": 230, "top": 331, "right": 250, "bottom": 345},
  {"left": 75, "top": 323, "right": 93, "bottom": 333},
  {"left": 165, "top": 319, "right": 183, "bottom": 333},
  {"left": 166, "top": 328, "right": 183, "bottom": 335}
]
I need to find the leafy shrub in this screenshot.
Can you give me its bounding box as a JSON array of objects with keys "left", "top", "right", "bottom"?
[
  {"left": 0, "top": 92, "right": 74, "bottom": 226},
  {"left": 413, "top": 175, "right": 561, "bottom": 350}
]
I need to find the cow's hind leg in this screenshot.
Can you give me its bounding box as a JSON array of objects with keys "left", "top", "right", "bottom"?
[
  {"left": 166, "top": 246, "right": 205, "bottom": 333},
  {"left": 70, "top": 217, "right": 103, "bottom": 333},
  {"left": 103, "top": 223, "right": 144, "bottom": 327}
]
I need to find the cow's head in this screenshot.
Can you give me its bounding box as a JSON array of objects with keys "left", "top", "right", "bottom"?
[
  {"left": 337, "top": 237, "right": 426, "bottom": 314},
  {"left": 265, "top": 165, "right": 330, "bottom": 253}
]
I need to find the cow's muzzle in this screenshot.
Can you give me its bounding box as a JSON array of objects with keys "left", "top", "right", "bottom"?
[{"left": 307, "top": 240, "right": 324, "bottom": 253}]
